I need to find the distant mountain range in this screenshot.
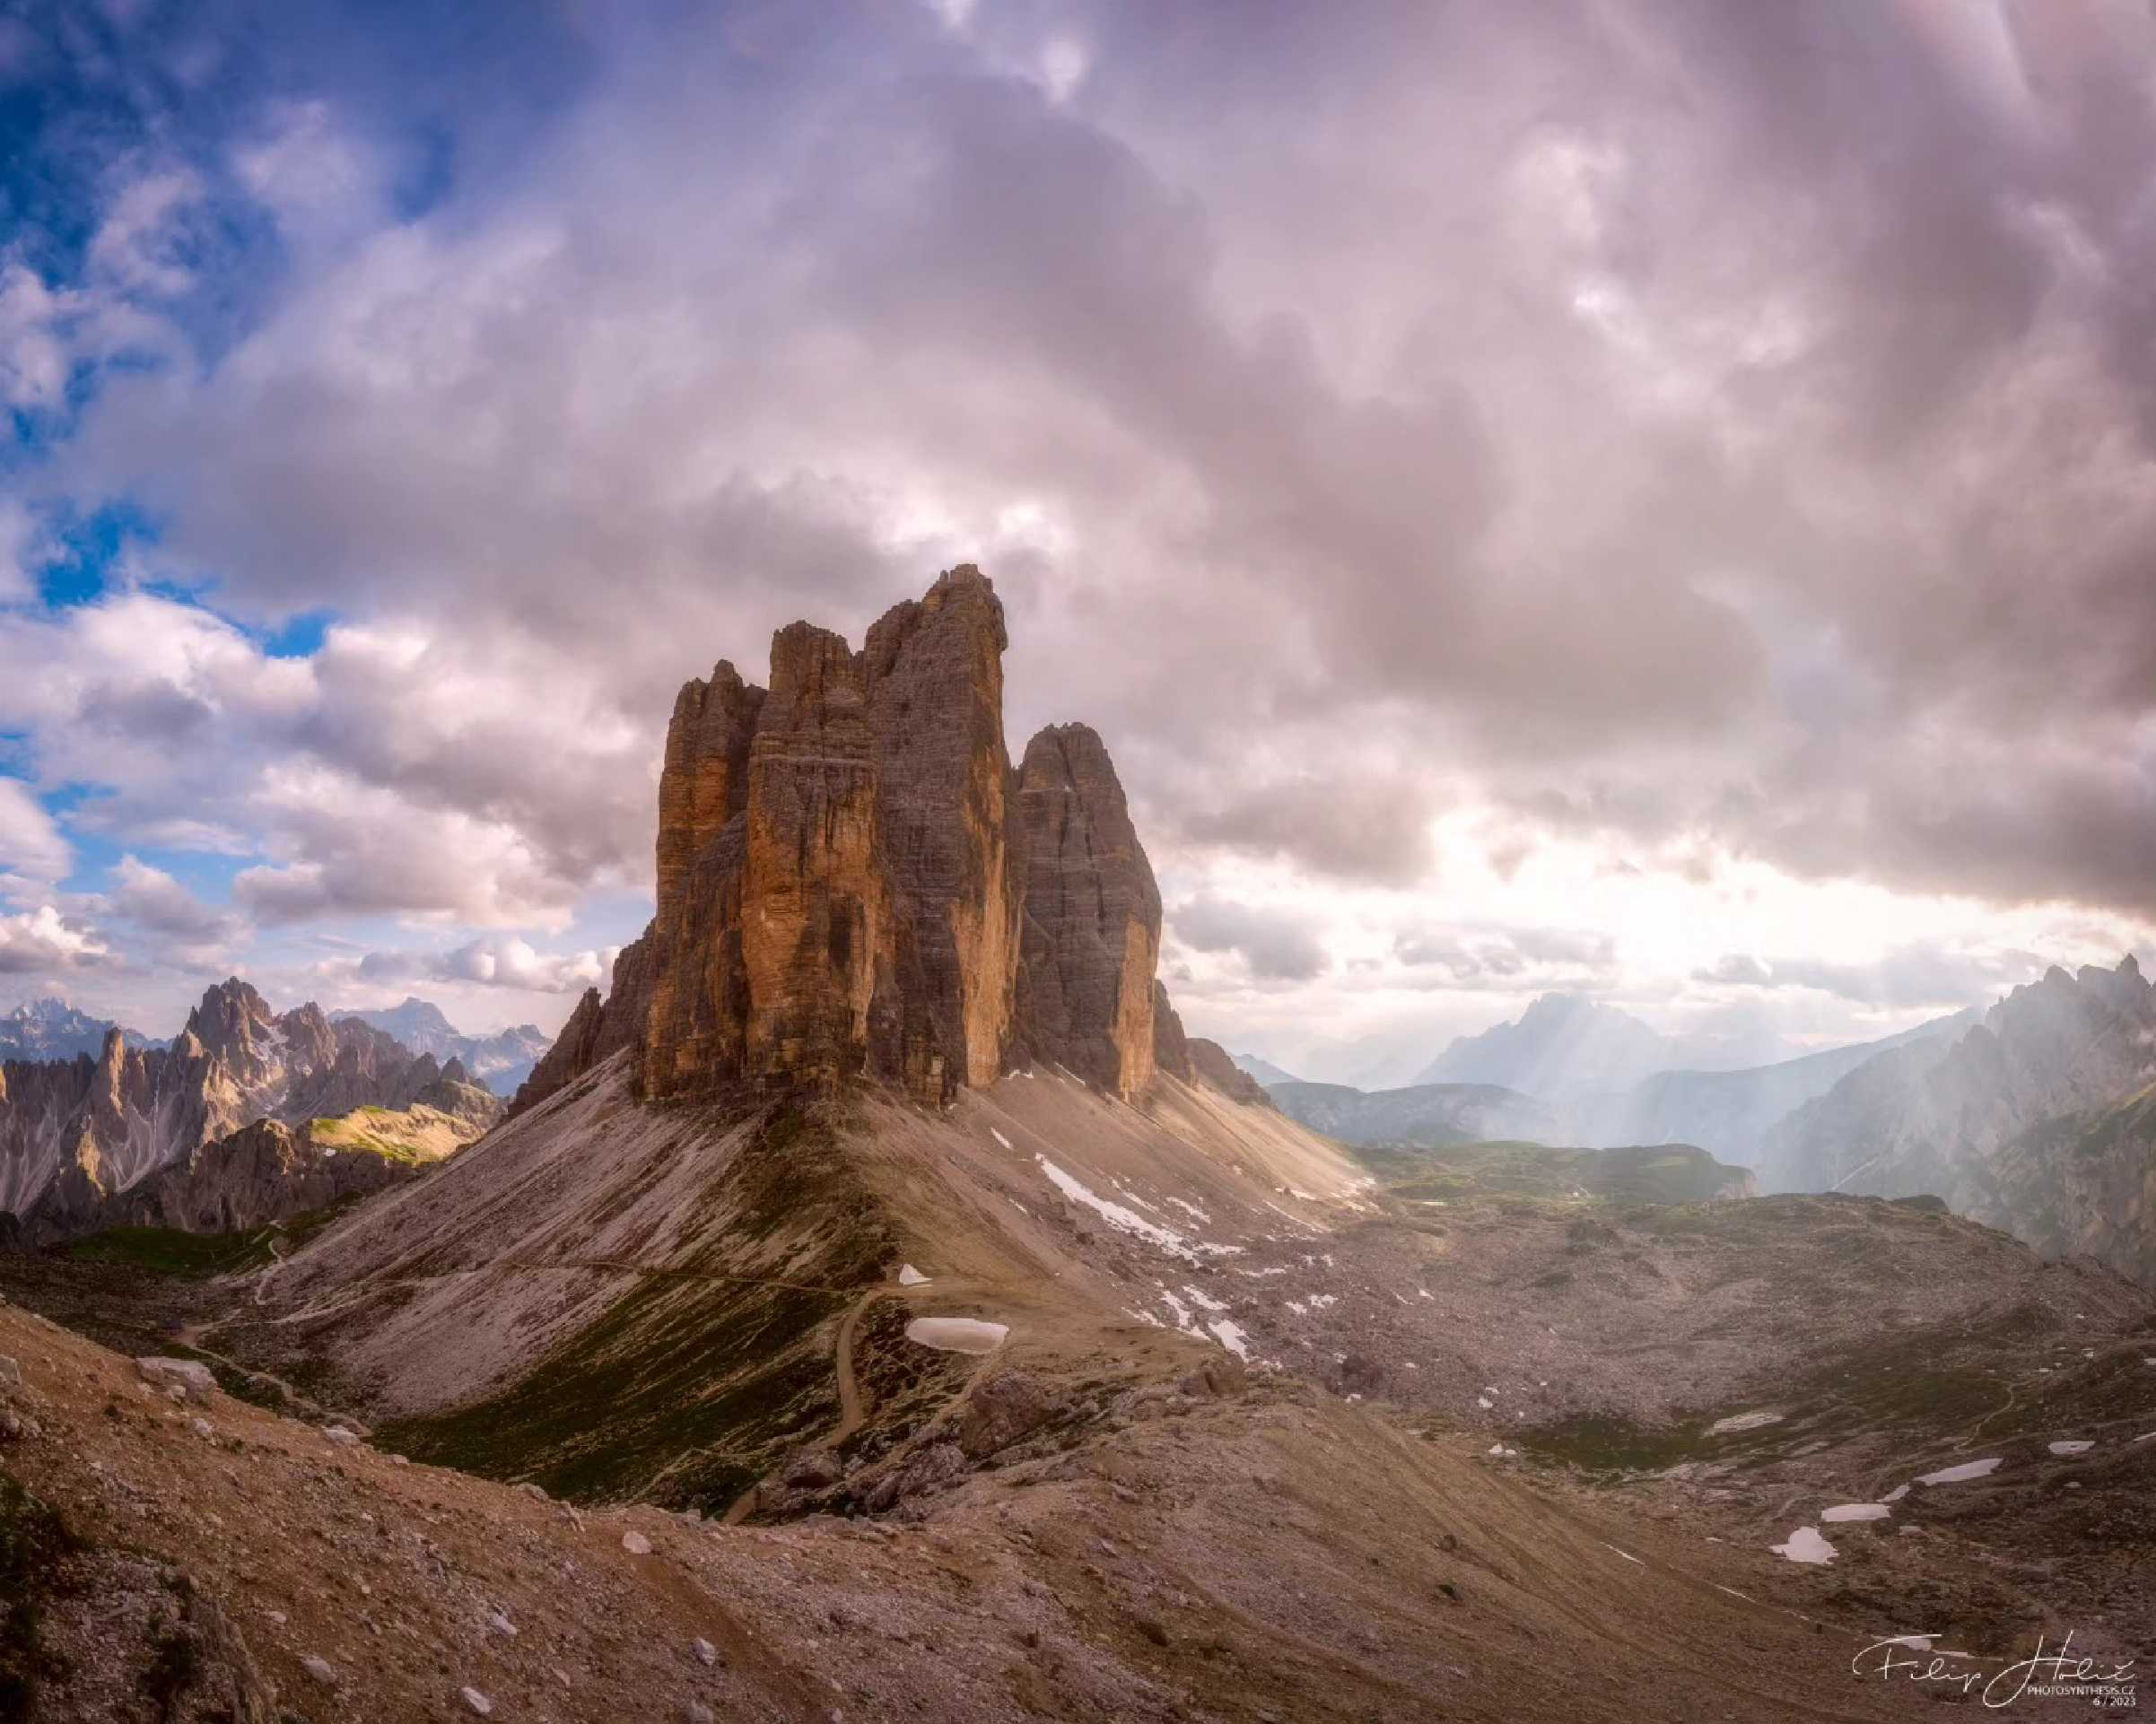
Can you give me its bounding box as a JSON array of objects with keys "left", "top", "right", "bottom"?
[
  {"left": 1230, "top": 1052, "right": 1303, "bottom": 1086},
  {"left": 1413, "top": 994, "right": 1794, "bottom": 1097},
  {"left": 1, "top": 978, "right": 497, "bottom": 1243},
  {"left": 0, "top": 998, "right": 162, "bottom": 1063},
  {"left": 1760, "top": 958, "right": 2154, "bottom": 1240},
  {"left": 330, "top": 997, "right": 551, "bottom": 1096},
  {"left": 1562, "top": 1009, "right": 1977, "bottom": 1165}
]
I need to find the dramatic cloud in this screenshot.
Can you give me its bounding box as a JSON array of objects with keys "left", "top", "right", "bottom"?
[
  {"left": 1693, "top": 945, "right": 2047, "bottom": 1010},
  {"left": 0, "top": 0, "right": 2151, "bottom": 1046},
  {"left": 0, "top": 780, "right": 72, "bottom": 892}
]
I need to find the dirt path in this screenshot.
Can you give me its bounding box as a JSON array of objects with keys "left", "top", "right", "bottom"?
[
  {"left": 716, "top": 1275, "right": 1021, "bottom": 1527},
  {"left": 252, "top": 1234, "right": 288, "bottom": 1302},
  {"left": 721, "top": 1286, "right": 882, "bottom": 1527}
]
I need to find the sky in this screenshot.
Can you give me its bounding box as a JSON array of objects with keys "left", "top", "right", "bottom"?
[{"left": 0, "top": 0, "right": 2151, "bottom": 1084}]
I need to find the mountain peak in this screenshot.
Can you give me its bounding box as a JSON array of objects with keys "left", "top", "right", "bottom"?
[
  {"left": 514, "top": 566, "right": 1188, "bottom": 1115},
  {"left": 1417, "top": 994, "right": 1671, "bottom": 1098}
]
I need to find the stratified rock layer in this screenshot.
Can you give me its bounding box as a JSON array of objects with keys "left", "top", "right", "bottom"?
[{"left": 515, "top": 565, "right": 1233, "bottom": 1115}]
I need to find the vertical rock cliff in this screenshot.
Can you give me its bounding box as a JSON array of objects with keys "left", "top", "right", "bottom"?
[
  {"left": 515, "top": 564, "right": 1236, "bottom": 1116},
  {"left": 1012, "top": 724, "right": 1159, "bottom": 1093}
]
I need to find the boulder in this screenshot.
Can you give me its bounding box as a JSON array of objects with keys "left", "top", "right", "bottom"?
[
  {"left": 957, "top": 1370, "right": 1067, "bottom": 1459},
  {"left": 135, "top": 1357, "right": 216, "bottom": 1401}
]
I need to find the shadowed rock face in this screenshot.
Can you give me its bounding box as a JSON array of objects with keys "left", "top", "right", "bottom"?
[
  {"left": 515, "top": 566, "right": 1230, "bottom": 1115},
  {"left": 635, "top": 570, "right": 1020, "bottom": 1103},
  {"left": 1151, "top": 982, "right": 1191, "bottom": 1083},
  {"left": 1185, "top": 1038, "right": 1275, "bottom": 1110},
  {"left": 1013, "top": 724, "right": 1160, "bottom": 1093}
]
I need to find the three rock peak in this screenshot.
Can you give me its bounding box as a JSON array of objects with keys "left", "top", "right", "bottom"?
[{"left": 517, "top": 565, "right": 1220, "bottom": 1113}]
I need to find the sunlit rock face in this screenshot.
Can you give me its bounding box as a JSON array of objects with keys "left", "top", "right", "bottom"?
[{"left": 515, "top": 565, "right": 1200, "bottom": 1114}]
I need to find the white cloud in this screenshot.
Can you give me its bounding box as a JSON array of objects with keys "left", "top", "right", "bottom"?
[
  {"left": 86, "top": 166, "right": 206, "bottom": 299},
  {"left": 0, "top": 496, "right": 36, "bottom": 600},
  {"left": 0, "top": 904, "right": 107, "bottom": 974},
  {"left": 352, "top": 935, "right": 615, "bottom": 994},
  {"left": 0, "top": 593, "right": 651, "bottom": 931}
]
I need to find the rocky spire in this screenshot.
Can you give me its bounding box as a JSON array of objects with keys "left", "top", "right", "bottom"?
[
  {"left": 515, "top": 564, "right": 1240, "bottom": 1116},
  {"left": 620, "top": 566, "right": 1025, "bottom": 1107},
  {"left": 1012, "top": 723, "right": 1161, "bottom": 1093}
]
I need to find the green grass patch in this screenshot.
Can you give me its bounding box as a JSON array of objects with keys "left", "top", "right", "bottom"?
[
  {"left": 66, "top": 1225, "right": 276, "bottom": 1280},
  {"left": 1515, "top": 1411, "right": 1708, "bottom": 1473},
  {"left": 1374, "top": 1139, "right": 1747, "bottom": 1207}
]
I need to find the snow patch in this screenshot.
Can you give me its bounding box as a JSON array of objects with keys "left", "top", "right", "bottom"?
[
  {"left": 1182, "top": 1284, "right": 1228, "bottom": 1313},
  {"left": 905, "top": 1318, "right": 1008, "bottom": 1354},
  {"left": 1916, "top": 1458, "right": 2002, "bottom": 1485},
  {"left": 1038, "top": 1157, "right": 1201, "bottom": 1261},
  {"left": 990, "top": 1128, "right": 1014, "bottom": 1150},
  {"left": 897, "top": 1264, "right": 930, "bottom": 1287},
  {"left": 1602, "top": 1543, "right": 1643, "bottom": 1566},
  {"left": 2047, "top": 1440, "right": 2093, "bottom": 1456},
  {"left": 1209, "top": 1319, "right": 1251, "bottom": 1360},
  {"left": 1770, "top": 1527, "right": 1836, "bottom": 1565},
  {"left": 1820, "top": 1503, "right": 1890, "bottom": 1523}
]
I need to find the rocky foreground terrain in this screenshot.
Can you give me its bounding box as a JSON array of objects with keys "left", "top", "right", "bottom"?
[
  {"left": 0, "top": 567, "right": 2148, "bottom": 1720},
  {"left": 2, "top": 1088, "right": 2149, "bottom": 1722}
]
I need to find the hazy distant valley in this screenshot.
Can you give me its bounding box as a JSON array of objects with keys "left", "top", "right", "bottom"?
[{"left": 1244, "top": 970, "right": 2156, "bottom": 1294}]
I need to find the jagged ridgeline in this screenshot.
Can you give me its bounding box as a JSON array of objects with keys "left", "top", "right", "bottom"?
[
  {"left": 0, "top": 979, "right": 499, "bottom": 1245},
  {"left": 513, "top": 564, "right": 1231, "bottom": 1113}
]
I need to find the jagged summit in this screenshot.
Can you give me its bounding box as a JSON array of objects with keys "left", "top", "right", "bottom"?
[
  {"left": 516, "top": 566, "right": 1199, "bottom": 1114},
  {"left": 0, "top": 977, "right": 500, "bottom": 1239},
  {"left": 0, "top": 997, "right": 160, "bottom": 1062}
]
